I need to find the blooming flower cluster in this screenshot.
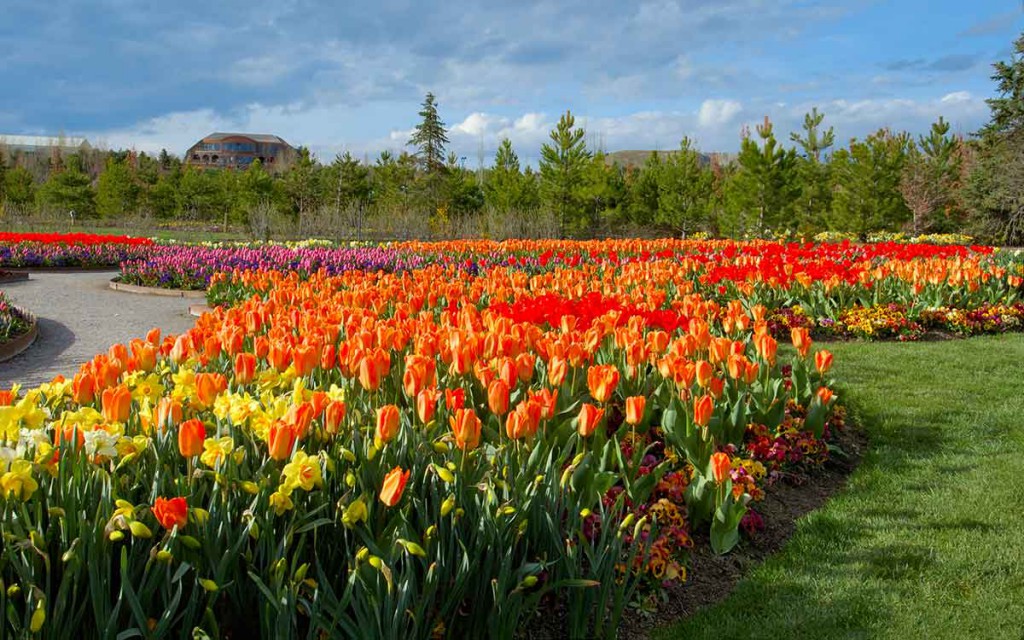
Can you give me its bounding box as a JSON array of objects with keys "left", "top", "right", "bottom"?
[{"left": 0, "top": 241, "right": 851, "bottom": 638}]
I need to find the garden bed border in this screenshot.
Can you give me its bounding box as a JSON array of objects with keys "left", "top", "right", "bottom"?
[
  {"left": 0, "top": 305, "right": 38, "bottom": 363},
  {"left": 109, "top": 278, "right": 207, "bottom": 298}
]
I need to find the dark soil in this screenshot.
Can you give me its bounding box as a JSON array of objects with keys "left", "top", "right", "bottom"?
[
  {"left": 515, "top": 422, "right": 866, "bottom": 640},
  {"left": 619, "top": 422, "right": 867, "bottom": 640}
]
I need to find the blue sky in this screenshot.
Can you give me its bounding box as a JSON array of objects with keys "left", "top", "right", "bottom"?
[{"left": 0, "top": 0, "right": 1021, "bottom": 164}]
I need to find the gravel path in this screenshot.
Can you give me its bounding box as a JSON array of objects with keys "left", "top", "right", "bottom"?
[{"left": 1, "top": 271, "right": 196, "bottom": 388}]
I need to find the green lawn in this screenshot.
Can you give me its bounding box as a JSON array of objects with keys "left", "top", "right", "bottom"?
[{"left": 656, "top": 333, "right": 1024, "bottom": 640}]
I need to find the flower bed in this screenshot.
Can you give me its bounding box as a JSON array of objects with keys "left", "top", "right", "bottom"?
[
  {"left": 1, "top": 238, "right": 1023, "bottom": 637},
  {"left": 0, "top": 252, "right": 846, "bottom": 638},
  {"left": 0, "top": 232, "right": 154, "bottom": 268},
  {"left": 0, "top": 291, "right": 32, "bottom": 344}
]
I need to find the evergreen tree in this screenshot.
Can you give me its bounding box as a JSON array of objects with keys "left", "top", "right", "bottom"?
[
  {"left": 539, "top": 111, "right": 592, "bottom": 237},
  {"left": 485, "top": 139, "right": 529, "bottom": 212},
  {"left": 3, "top": 166, "right": 35, "bottom": 214},
  {"left": 442, "top": 154, "right": 484, "bottom": 218},
  {"left": 790, "top": 108, "right": 835, "bottom": 234},
  {"left": 37, "top": 154, "right": 96, "bottom": 218},
  {"left": 900, "top": 117, "right": 964, "bottom": 233},
  {"left": 176, "top": 165, "right": 223, "bottom": 222},
  {"left": 724, "top": 117, "right": 799, "bottom": 236},
  {"left": 408, "top": 92, "right": 449, "bottom": 175},
  {"left": 830, "top": 129, "right": 912, "bottom": 235},
  {"left": 283, "top": 147, "right": 321, "bottom": 228},
  {"left": 626, "top": 152, "right": 661, "bottom": 227},
  {"left": 657, "top": 138, "right": 715, "bottom": 237},
  {"left": 965, "top": 31, "right": 1024, "bottom": 245},
  {"left": 96, "top": 156, "right": 141, "bottom": 220},
  {"left": 0, "top": 148, "right": 7, "bottom": 208}
]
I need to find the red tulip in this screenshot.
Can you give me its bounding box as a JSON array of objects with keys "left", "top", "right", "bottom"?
[{"left": 152, "top": 496, "right": 188, "bottom": 530}]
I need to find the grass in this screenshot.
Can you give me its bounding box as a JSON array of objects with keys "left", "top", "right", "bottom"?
[{"left": 655, "top": 333, "right": 1024, "bottom": 640}]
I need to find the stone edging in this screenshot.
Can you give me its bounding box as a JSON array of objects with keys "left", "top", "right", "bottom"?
[
  {"left": 109, "top": 279, "right": 207, "bottom": 299},
  {"left": 0, "top": 306, "right": 39, "bottom": 363},
  {"left": 189, "top": 303, "right": 212, "bottom": 317},
  {"left": 0, "top": 272, "right": 30, "bottom": 283}
]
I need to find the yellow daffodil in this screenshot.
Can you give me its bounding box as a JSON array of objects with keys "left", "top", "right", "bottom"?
[
  {"left": 1, "top": 460, "right": 38, "bottom": 500},
  {"left": 268, "top": 490, "right": 294, "bottom": 515},
  {"left": 200, "top": 436, "right": 236, "bottom": 469},
  {"left": 281, "top": 451, "right": 322, "bottom": 492}
]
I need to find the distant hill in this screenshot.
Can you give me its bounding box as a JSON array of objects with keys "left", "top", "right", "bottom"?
[{"left": 604, "top": 149, "right": 737, "bottom": 169}]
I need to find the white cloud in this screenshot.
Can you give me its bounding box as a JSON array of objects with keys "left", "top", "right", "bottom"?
[{"left": 698, "top": 99, "right": 743, "bottom": 128}]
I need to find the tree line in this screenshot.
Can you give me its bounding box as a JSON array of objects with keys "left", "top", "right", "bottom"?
[{"left": 1, "top": 34, "right": 1022, "bottom": 244}]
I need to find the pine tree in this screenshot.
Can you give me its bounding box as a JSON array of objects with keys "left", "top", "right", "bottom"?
[
  {"left": 284, "top": 147, "right": 321, "bottom": 229},
  {"left": 900, "top": 117, "right": 964, "bottom": 233},
  {"left": 657, "top": 138, "right": 715, "bottom": 237},
  {"left": 96, "top": 156, "right": 141, "bottom": 220},
  {"left": 724, "top": 117, "right": 799, "bottom": 236},
  {"left": 408, "top": 92, "right": 449, "bottom": 175},
  {"left": 37, "top": 154, "right": 96, "bottom": 218},
  {"left": 539, "top": 111, "right": 592, "bottom": 237},
  {"left": 4, "top": 167, "right": 36, "bottom": 214},
  {"left": 830, "top": 129, "right": 912, "bottom": 235},
  {"left": 965, "top": 31, "right": 1024, "bottom": 244},
  {"left": 485, "top": 139, "right": 527, "bottom": 212},
  {"left": 626, "top": 152, "right": 661, "bottom": 227},
  {"left": 790, "top": 108, "right": 835, "bottom": 234}
]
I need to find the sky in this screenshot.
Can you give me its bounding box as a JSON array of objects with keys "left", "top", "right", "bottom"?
[{"left": 0, "top": 0, "right": 1021, "bottom": 165}]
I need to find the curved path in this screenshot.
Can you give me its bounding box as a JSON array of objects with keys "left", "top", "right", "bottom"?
[{"left": 0, "top": 271, "right": 196, "bottom": 388}]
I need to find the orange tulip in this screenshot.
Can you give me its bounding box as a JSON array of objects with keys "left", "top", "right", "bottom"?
[
  {"left": 817, "top": 387, "right": 834, "bottom": 404},
  {"left": 358, "top": 353, "right": 383, "bottom": 392},
  {"left": 376, "top": 404, "right": 401, "bottom": 444},
  {"left": 531, "top": 388, "right": 559, "bottom": 420},
  {"left": 234, "top": 352, "right": 257, "bottom": 385},
  {"left": 815, "top": 350, "right": 834, "bottom": 375},
  {"left": 379, "top": 466, "right": 410, "bottom": 507},
  {"left": 693, "top": 394, "right": 714, "bottom": 427},
  {"left": 695, "top": 360, "right": 713, "bottom": 388},
  {"left": 195, "top": 373, "right": 226, "bottom": 409},
  {"left": 710, "top": 452, "right": 731, "bottom": 483},
  {"left": 449, "top": 408, "right": 482, "bottom": 450},
  {"left": 755, "top": 333, "right": 777, "bottom": 365},
  {"left": 268, "top": 343, "right": 291, "bottom": 372},
  {"left": 152, "top": 496, "right": 188, "bottom": 530},
  {"left": 577, "top": 403, "right": 605, "bottom": 438},
  {"left": 403, "top": 355, "right": 433, "bottom": 398},
  {"left": 743, "top": 361, "right": 760, "bottom": 385},
  {"left": 101, "top": 385, "right": 132, "bottom": 423},
  {"left": 709, "top": 377, "right": 725, "bottom": 400},
  {"left": 506, "top": 400, "right": 542, "bottom": 440},
  {"left": 72, "top": 372, "right": 95, "bottom": 405},
  {"left": 487, "top": 379, "right": 510, "bottom": 416},
  {"left": 130, "top": 339, "right": 157, "bottom": 372},
  {"left": 547, "top": 356, "right": 568, "bottom": 386},
  {"left": 292, "top": 344, "right": 319, "bottom": 377},
  {"left": 625, "top": 396, "right": 646, "bottom": 425},
  {"left": 324, "top": 400, "right": 346, "bottom": 435},
  {"left": 178, "top": 418, "right": 206, "bottom": 458},
  {"left": 586, "top": 364, "right": 620, "bottom": 403},
  {"left": 791, "top": 327, "right": 812, "bottom": 358},
  {"left": 727, "top": 354, "right": 746, "bottom": 380},
  {"left": 515, "top": 353, "right": 536, "bottom": 383},
  {"left": 267, "top": 421, "right": 298, "bottom": 461},
  {"left": 155, "top": 397, "right": 183, "bottom": 432},
  {"left": 286, "top": 402, "right": 316, "bottom": 438},
  {"left": 320, "top": 343, "right": 337, "bottom": 370},
  {"left": 170, "top": 334, "right": 192, "bottom": 364},
  {"left": 416, "top": 387, "right": 441, "bottom": 424},
  {"left": 146, "top": 327, "right": 161, "bottom": 346},
  {"left": 445, "top": 387, "right": 465, "bottom": 411}
]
